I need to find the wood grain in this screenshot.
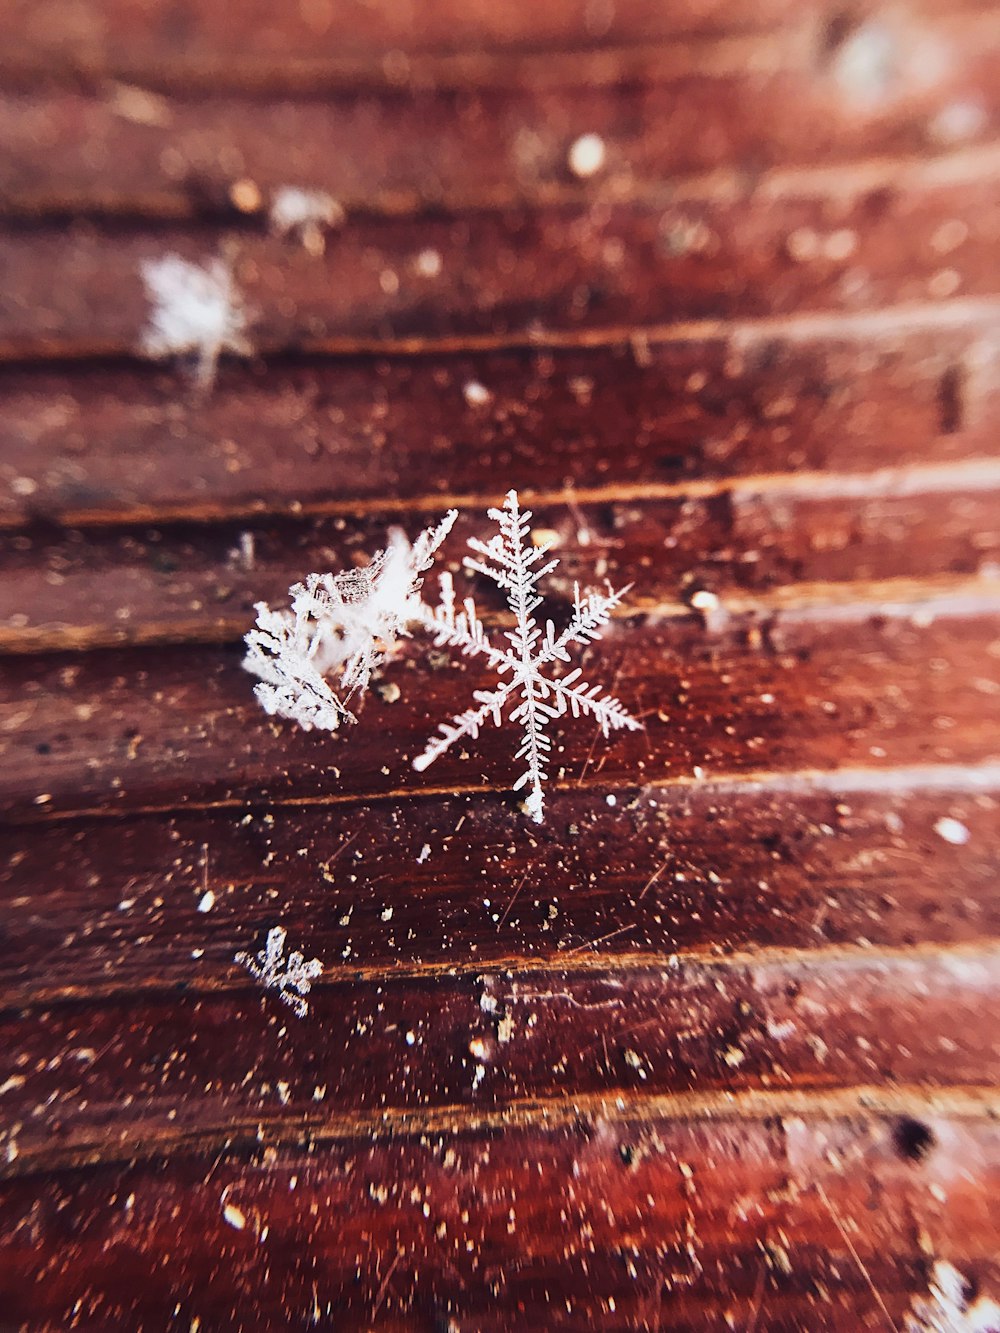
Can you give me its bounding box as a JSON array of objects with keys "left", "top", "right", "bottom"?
[
  {"left": 5, "top": 0, "right": 1000, "bottom": 1323},
  {"left": 4, "top": 777, "right": 998, "bottom": 1002},
  {"left": 4, "top": 14, "right": 999, "bottom": 220},
  {"left": 2, "top": 158, "right": 999, "bottom": 358},
  {"left": 3, "top": 605, "right": 1000, "bottom": 821},
  {"left": 1, "top": 1112, "right": 998, "bottom": 1329},
  {"left": 2, "top": 317, "right": 999, "bottom": 527},
  {"left": 2, "top": 0, "right": 995, "bottom": 88},
  {"left": 2, "top": 480, "right": 1000, "bottom": 651}
]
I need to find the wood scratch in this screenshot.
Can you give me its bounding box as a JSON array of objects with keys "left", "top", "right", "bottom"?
[
  {"left": 496, "top": 870, "right": 528, "bottom": 930},
  {"left": 816, "top": 1182, "right": 900, "bottom": 1333}
]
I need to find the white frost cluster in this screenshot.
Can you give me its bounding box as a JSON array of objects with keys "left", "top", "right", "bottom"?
[
  {"left": 243, "top": 491, "right": 638, "bottom": 822},
  {"left": 244, "top": 511, "right": 457, "bottom": 730},
  {"left": 269, "top": 186, "right": 345, "bottom": 255},
  {"left": 140, "top": 253, "right": 251, "bottom": 390},
  {"left": 235, "top": 926, "right": 323, "bottom": 1018},
  {"left": 415, "top": 490, "right": 639, "bottom": 821},
  {"left": 906, "top": 1262, "right": 1000, "bottom": 1333}
]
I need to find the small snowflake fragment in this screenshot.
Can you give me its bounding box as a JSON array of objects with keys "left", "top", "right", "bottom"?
[
  {"left": 140, "top": 253, "right": 251, "bottom": 390},
  {"left": 906, "top": 1261, "right": 1000, "bottom": 1333},
  {"left": 414, "top": 490, "right": 639, "bottom": 821},
  {"left": 235, "top": 925, "right": 323, "bottom": 1018},
  {"left": 269, "top": 186, "right": 345, "bottom": 256},
  {"left": 243, "top": 511, "right": 457, "bottom": 729}
]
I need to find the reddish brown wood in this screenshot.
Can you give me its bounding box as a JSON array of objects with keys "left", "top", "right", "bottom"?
[
  {"left": 1, "top": 166, "right": 999, "bottom": 357},
  {"left": 2, "top": 0, "right": 994, "bottom": 88},
  {"left": 3, "top": 607, "right": 1000, "bottom": 820},
  {"left": 2, "top": 320, "right": 999, "bottom": 529},
  {"left": 1, "top": 1114, "right": 998, "bottom": 1329},
  {"left": 4, "top": 938, "right": 1000, "bottom": 1173},
  {"left": 2, "top": 485, "right": 999, "bottom": 651},
  {"left": 0, "top": 0, "right": 810, "bottom": 74},
  {"left": 4, "top": 19, "right": 1000, "bottom": 219},
  {"left": 3, "top": 781, "right": 998, "bottom": 1002},
  {"left": 4, "top": 0, "right": 1000, "bottom": 1324}
]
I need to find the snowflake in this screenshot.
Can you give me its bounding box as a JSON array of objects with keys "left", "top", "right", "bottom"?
[
  {"left": 140, "top": 253, "right": 252, "bottom": 390},
  {"left": 907, "top": 1262, "right": 1000, "bottom": 1333},
  {"left": 269, "top": 186, "right": 345, "bottom": 256},
  {"left": 414, "top": 489, "right": 639, "bottom": 822},
  {"left": 243, "top": 510, "right": 457, "bottom": 729},
  {"left": 235, "top": 926, "right": 323, "bottom": 1018}
]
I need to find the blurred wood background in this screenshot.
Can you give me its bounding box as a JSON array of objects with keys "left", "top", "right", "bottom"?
[{"left": 1, "top": 0, "right": 1000, "bottom": 1328}]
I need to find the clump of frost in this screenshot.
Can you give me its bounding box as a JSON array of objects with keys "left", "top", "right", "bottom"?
[
  {"left": 235, "top": 926, "right": 323, "bottom": 1018},
  {"left": 244, "top": 511, "right": 458, "bottom": 730},
  {"left": 140, "top": 253, "right": 251, "bottom": 390},
  {"left": 269, "top": 187, "right": 345, "bottom": 256},
  {"left": 906, "top": 1261, "right": 1000, "bottom": 1333}
]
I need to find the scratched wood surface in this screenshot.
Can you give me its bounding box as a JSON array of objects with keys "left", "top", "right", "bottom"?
[{"left": 2, "top": 1, "right": 1000, "bottom": 1329}]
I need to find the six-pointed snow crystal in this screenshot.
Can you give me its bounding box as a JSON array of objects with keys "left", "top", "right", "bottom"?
[
  {"left": 415, "top": 491, "right": 639, "bottom": 821},
  {"left": 140, "top": 253, "right": 252, "bottom": 390},
  {"left": 235, "top": 926, "right": 323, "bottom": 1018}
]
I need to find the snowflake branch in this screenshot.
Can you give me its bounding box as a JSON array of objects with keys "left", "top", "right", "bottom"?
[{"left": 413, "top": 684, "right": 516, "bottom": 773}]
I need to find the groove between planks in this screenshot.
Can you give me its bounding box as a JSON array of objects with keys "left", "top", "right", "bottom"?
[
  {"left": 5, "top": 932, "right": 997, "bottom": 1010},
  {"left": 5, "top": 1083, "right": 998, "bottom": 1179}
]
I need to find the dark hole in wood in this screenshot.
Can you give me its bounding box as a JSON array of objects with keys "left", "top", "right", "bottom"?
[
  {"left": 938, "top": 365, "right": 965, "bottom": 436},
  {"left": 894, "top": 1116, "right": 936, "bottom": 1162},
  {"left": 820, "top": 9, "right": 859, "bottom": 58}
]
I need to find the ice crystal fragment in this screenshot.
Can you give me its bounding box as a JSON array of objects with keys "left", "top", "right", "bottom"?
[
  {"left": 269, "top": 186, "right": 345, "bottom": 255},
  {"left": 906, "top": 1261, "right": 1000, "bottom": 1333},
  {"left": 414, "top": 490, "right": 639, "bottom": 821},
  {"left": 243, "top": 511, "right": 458, "bottom": 729},
  {"left": 235, "top": 926, "right": 323, "bottom": 1018},
  {"left": 139, "top": 253, "right": 251, "bottom": 390}
]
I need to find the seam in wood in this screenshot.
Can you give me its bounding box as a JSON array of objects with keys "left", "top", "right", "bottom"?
[
  {"left": 4, "top": 573, "right": 1000, "bottom": 655},
  {"left": 4, "top": 1083, "right": 998, "bottom": 1179},
  {"left": 1, "top": 297, "right": 998, "bottom": 370},
  {"left": 5, "top": 455, "right": 1000, "bottom": 535},
  {"left": 4, "top": 938, "right": 998, "bottom": 1015},
  {"left": 6, "top": 757, "right": 1000, "bottom": 830}
]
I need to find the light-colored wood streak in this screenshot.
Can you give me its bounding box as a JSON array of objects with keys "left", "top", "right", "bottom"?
[{"left": 5, "top": 1082, "right": 998, "bottom": 1178}]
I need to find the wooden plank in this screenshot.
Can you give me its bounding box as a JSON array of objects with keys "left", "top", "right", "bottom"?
[
  {"left": 0, "top": 0, "right": 808, "bottom": 73},
  {"left": 3, "top": 606, "right": 1000, "bottom": 821},
  {"left": 4, "top": 17, "right": 1000, "bottom": 219},
  {"left": 2, "top": 318, "right": 998, "bottom": 529},
  {"left": 2, "top": 164, "right": 999, "bottom": 357},
  {"left": 1, "top": 0, "right": 993, "bottom": 87},
  {"left": 2, "top": 480, "right": 1000, "bottom": 652},
  {"left": 0, "top": 1111, "right": 997, "bottom": 1328},
  {"left": 3, "top": 947, "right": 1000, "bottom": 1172},
  {"left": 3, "top": 778, "right": 999, "bottom": 1000}
]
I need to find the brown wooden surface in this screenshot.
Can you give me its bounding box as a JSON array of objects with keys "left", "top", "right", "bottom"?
[{"left": 3, "top": 1, "right": 1000, "bottom": 1329}]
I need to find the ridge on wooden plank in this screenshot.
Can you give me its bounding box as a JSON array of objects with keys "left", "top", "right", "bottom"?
[
  {"left": 3, "top": 478, "right": 1000, "bottom": 652},
  {"left": 4, "top": 16, "right": 999, "bottom": 220},
  {"left": 3, "top": 948, "right": 999, "bottom": 1171},
  {"left": 0, "top": 1112, "right": 997, "bottom": 1328},
  {"left": 2, "top": 607, "right": 1000, "bottom": 821},
  {"left": 1, "top": 167, "right": 998, "bottom": 357},
  {"left": 2, "top": 316, "right": 997, "bottom": 528},
  {"left": 2, "top": 776, "right": 998, "bottom": 996},
  {"left": 0, "top": 0, "right": 809, "bottom": 69},
  {"left": 1, "top": 0, "right": 993, "bottom": 86}
]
